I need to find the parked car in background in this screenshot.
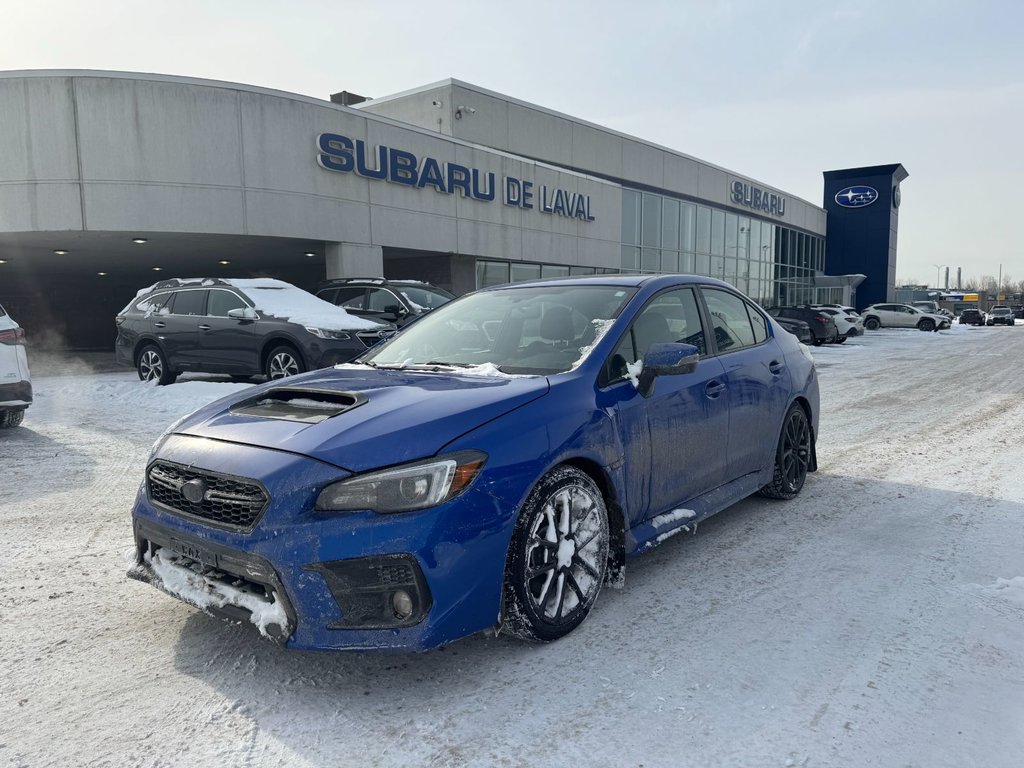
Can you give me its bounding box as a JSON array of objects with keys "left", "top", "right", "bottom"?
[
  {"left": 911, "top": 300, "right": 953, "bottom": 319},
  {"left": 127, "top": 274, "right": 819, "bottom": 651},
  {"left": 766, "top": 306, "right": 839, "bottom": 345},
  {"left": 1011, "top": 305, "right": 1024, "bottom": 320},
  {"left": 773, "top": 316, "right": 815, "bottom": 345},
  {"left": 986, "top": 307, "right": 1016, "bottom": 326},
  {"left": 815, "top": 307, "right": 864, "bottom": 341},
  {"left": 958, "top": 308, "right": 986, "bottom": 326},
  {"left": 0, "top": 302, "right": 32, "bottom": 428},
  {"left": 815, "top": 302, "right": 858, "bottom": 315},
  {"left": 115, "top": 278, "right": 395, "bottom": 385},
  {"left": 315, "top": 278, "right": 456, "bottom": 328},
  {"left": 860, "top": 303, "right": 950, "bottom": 332}
]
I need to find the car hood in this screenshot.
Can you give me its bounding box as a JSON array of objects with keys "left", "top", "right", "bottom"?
[{"left": 171, "top": 367, "right": 550, "bottom": 472}]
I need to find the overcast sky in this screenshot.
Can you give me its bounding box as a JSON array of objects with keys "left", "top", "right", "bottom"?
[{"left": 2, "top": 0, "right": 1020, "bottom": 287}]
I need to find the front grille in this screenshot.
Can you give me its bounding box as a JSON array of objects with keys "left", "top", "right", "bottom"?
[
  {"left": 356, "top": 329, "right": 395, "bottom": 348},
  {"left": 147, "top": 461, "right": 269, "bottom": 530}
]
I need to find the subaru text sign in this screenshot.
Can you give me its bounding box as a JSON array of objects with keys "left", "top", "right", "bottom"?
[
  {"left": 731, "top": 181, "right": 786, "bottom": 217},
  {"left": 316, "top": 133, "right": 595, "bottom": 221},
  {"left": 835, "top": 186, "right": 878, "bottom": 208}
]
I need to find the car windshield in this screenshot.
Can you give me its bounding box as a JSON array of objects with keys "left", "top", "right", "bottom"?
[
  {"left": 395, "top": 284, "right": 454, "bottom": 311},
  {"left": 362, "top": 283, "right": 636, "bottom": 374}
]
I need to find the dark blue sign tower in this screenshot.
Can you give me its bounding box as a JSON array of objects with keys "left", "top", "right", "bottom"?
[{"left": 823, "top": 164, "right": 908, "bottom": 308}]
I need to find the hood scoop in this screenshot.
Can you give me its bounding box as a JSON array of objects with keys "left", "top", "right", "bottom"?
[{"left": 229, "top": 387, "right": 368, "bottom": 424}]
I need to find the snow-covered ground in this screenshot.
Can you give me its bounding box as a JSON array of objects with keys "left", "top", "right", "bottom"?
[{"left": 2, "top": 324, "right": 1023, "bottom": 768}]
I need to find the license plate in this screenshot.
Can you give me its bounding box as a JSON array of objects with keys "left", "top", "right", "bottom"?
[{"left": 168, "top": 537, "right": 219, "bottom": 568}]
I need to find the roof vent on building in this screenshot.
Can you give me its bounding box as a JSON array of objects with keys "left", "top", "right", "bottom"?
[{"left": 330, "top": 91, "right": 369, "bottom": 107}]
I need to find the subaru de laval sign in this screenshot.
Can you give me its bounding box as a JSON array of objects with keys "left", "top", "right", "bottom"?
[
  {"left": 835, "top": 186, "right": 878, "bottom": 208},
  {"left": 316, "top": 133, "right": 595, "bottom": 221}
]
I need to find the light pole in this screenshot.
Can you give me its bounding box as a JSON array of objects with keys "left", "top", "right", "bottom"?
[{"left": 932, "top": 263, "right": 947, "bottom": 290}]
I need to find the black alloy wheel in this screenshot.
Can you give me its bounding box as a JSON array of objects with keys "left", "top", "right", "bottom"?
[
  {"left": 137, "top": 344, "right": 177, "bottom": 386},
  {"left": 760, "top": 404, "right": 812, "bottom": 500},
  {"left": 918, "top": 318, "right": 935, "bottom": 332},
  {"left": 503, "top": 466, "right": 610, "bottom": 642},
  {"left": 864, "top": 317, "right": 880, "bottom": 331},
  {"left": 265, "top": 345, "right": 304, "bottom": 380}
]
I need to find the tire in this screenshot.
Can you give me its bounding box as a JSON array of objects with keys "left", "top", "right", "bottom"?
[
  {"left": 0, "top": 409, "right": 25, "bottom": 428},
  {"left": 864, "top": 317, "right": 880, "bottom": 331},
  {"left": 265, "top": 345, "right": 305, "bottom": 380},
  {"left": 502, "top": 466, "right": 610, "bottom": 642},
  {"left": 760, "top": 404, "right": 812, "bottom": 500},
  {"left": 137, "top": 344, "right": 177, "bottom": 386},
  {"left": 835, "top": 336, "right": 847, "bottom": 344},
  {"left": 918, "top": 318, "right": 935, "bottom": 332},
  {"left": 813, "top": 336, "right": 824, "bottom": 346}
]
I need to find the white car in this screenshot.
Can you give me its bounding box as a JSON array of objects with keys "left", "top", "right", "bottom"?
[
  {"left": 861, "top": 303, "right": 951, "bottom": 332},
  {"left": 818, "top": 307, "right": 864, "bottom": 340},
  {"left": 0, "top": 302, "right": 32, "bottom": 428}
]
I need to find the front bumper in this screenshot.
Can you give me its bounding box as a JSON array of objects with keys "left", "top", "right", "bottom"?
[{"left": 128, "top": 434, "right": 516, "bottom": 651}]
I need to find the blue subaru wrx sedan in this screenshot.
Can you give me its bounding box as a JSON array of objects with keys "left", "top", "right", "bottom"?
[{"left": 129, "top": 275, "right": 819, "bottom": 651}]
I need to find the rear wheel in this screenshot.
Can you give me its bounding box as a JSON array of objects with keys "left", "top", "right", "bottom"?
[
  {"left": 760, "top": 405, "right": 812, "bottom": 500},
  {"left": 503, "top": 466, "right": 609, "bottom": 642},
  {"left": 137, "top": 345, "right": 177, "bottom": 386},
  {"left": 0, "top": 409, "right": 25, "bottom": 428},
  {"left": 835, "top": 336, "right": 847, "bottom": 344},
  {"left": 265, "top": 345, "right": 304, "bottom": 380},
  {"left": 864, "top": 317, "right": 880, "bottom": 331}
]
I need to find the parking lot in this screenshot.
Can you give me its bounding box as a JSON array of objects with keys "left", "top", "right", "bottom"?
[{"left": 2, "top": 323, "right": 1023, "bottom": 768}]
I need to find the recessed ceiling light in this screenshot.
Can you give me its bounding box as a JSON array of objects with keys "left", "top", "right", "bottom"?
[
  {"left": 54, "top": 249, "right": 68, "bottom": 255},
  {"left": 304, "top": 252, "right": 316, "bottom": 257},
  {"left": 152, "top": 267, "right": 163, "bottom": 271},
  {"left": 218, "top": 260, "right": 231, "bottom": 265},
  {"left": 132, "top": 238, "right": 148, "bottom": 244},
  {"left": 97, "top": 271, "right": 107, "bottom": 276}
]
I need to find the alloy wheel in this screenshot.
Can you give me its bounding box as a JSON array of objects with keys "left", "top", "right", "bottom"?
[
  {"left": 780, "top": 409, "right": 811, "bottom": 493},
  {"left": 139, "top": 350, "right": 163, "bottom": 382},
  {"left": 269, "top": 351, "right": 299, "bottom": 379}
]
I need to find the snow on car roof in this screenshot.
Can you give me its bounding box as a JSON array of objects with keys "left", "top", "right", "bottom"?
[{"left": 127, "top": 278, "right": 382, "bottom": 331}]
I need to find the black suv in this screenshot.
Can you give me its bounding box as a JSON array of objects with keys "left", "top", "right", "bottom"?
[
  {"left": 115, "top": 278, "right": 395, "bottom": 385},
  {"left": 315, "top": 278, "right": 455, "bottom": 328},
  {"left": 766, "top": 306, "right": 839, "bottom": 345},
  {"left": 958, "top": 308, "right": 985, "bottom": 326}
]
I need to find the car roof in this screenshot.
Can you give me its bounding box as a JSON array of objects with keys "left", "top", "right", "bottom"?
[{"left": 477, "top": 273, "right": 735, "bottom": 291}]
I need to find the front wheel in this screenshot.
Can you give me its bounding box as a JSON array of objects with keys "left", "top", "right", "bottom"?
[
  {"left": 918, "top": 318, "right": 935, "bottom": 332},
  {"left": 760, "top": 405, "right": 812, "bottom": 500},
  {"left": 265, "top": 345, "right": 305, "bottom": 380},
  {"left": 0, "top": 409, "right": 25, "bottom": 428},
  {"left": 137, "top": 345, "right": 177, "bottom": 386},
  {"left": 503, "top": 466, "right": 610, "bottom": 642}
]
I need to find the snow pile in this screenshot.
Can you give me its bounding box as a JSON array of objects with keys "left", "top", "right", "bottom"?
[
  {"left": 626, "top": 359, "right": 644, "bottom": 388},
  {"left": 570, "top": 318, "right": 617, "bottom": 370},
  {"left": 145, "top": 549, "right": 290, "bottom": 639},
  {"left": 225, "top": 279, "right": 382, "bottom": 331},
  {"left": 650, "top": 508, "right": 697, "bottom": 528},
  {"left": 975, "top": 576, "right": 1024, "bottom": 606}
]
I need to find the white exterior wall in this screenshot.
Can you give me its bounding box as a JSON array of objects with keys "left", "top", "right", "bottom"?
[{"left": 0, "top": 71, "right": 624, "bottom": 270}]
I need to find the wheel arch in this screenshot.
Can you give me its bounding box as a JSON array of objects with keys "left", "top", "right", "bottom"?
[
  {"left": 132, "top": 336, "right": 166, "bottom": 366},
  {"left": 790, "top": 395, "right": 818, "bottom": 472},
  {"left": 260, "top": 335, "right": 307, "bottom": 370}
]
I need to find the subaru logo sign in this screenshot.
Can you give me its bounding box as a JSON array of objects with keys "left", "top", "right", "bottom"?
[{"left": 835, "top": 186, "right": 879, "bottom": 208}]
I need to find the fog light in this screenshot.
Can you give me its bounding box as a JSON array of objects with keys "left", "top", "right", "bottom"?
[{"left": 392, "top": 590, "right": 414, "bottom": 619}]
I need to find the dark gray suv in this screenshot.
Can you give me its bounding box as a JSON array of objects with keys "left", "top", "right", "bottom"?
[{"left": 115, "top": 278, "right": 395, "bottom": 385}]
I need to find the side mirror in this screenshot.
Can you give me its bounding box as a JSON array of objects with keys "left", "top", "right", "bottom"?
[
  {"left": 383, "top": 304, "right": 407, "bottom": 318},
  {"left": 636, "top": 342, "right": 700, "bottom": 398},
  {"left": 227, "top": 307, "right": 256, "bottom": 320}
]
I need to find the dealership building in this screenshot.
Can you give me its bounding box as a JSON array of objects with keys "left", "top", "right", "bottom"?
[{"left": 0, "top": 70, "right": 904, "bottom": 349}]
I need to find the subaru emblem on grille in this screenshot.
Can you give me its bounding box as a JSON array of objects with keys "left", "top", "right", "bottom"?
[{"left": 181, "top": 478, "right": 208, "bottom": 504}]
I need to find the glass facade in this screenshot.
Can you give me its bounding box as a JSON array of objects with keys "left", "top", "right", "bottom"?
[
  {"left": 474, "top": 187, "right": 825, "bottom": 307},
  {"left": 619, "top": 187, "right": 824, "bottom": 306}
]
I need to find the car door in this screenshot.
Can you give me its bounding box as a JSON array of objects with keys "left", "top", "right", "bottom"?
[
  {"left": 198, "top": 288, "right": 258, "bottom": 372},
  {"left": 597, "top": 286, "right": 729, "bottom": 525},
  {"left": 699, "top": 287, "right": 787, "bottom": 482},
  {"left": 158, "top": 289, "right": 206, "bottom": 369}
]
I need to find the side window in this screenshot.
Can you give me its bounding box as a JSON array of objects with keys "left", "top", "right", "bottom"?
[
  {"left": 367, "top": 288, "right": 403, "bottom": 312},
  {"left": 605, "top": 287, "right": 706, "bottom": 383},
  {"left": 316, "top": 288, "right": 338, "bottom": 304},
  {"left": 334, "top": 287, "right": 366, "bottom": 309},
  {"left": 207, "top": 290, "right": 247, "bottom": 317},
  {"left": 747, "top": 303, "right": 768, "bottom": 343},
  {"left": 700, "top": 288, "right": 757, "bottom": 352},
  {"left": 167, "top": 290, "right": 206, "bottom": 316},
  {"left": 135, "top": 292, "right": 172, "bottom": 315}
]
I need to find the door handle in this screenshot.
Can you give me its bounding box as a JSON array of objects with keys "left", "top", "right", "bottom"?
[
  {"left": 198, "top": 324, "right": 212, "bottom": 331},
  {"left": 705, "top": 379, "right": 725, "bottom": 398},
  {"left": 153, "top": 321, "right": 166, "bottom": 328},
  {"left": 769, "top": 360, "right": 785, "bottom": 375}
]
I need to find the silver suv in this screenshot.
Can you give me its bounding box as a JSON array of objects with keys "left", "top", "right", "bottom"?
[{"left": 0, "top": 302, "right": 32, "bottom": 428}]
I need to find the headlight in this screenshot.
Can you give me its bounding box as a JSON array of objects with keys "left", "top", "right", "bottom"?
[
  {"left": 316, "top": 451, "right": 487, "bottom": 513},
  {"left": 305, "top": 327, "right": 351, "bottom": 340}
]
